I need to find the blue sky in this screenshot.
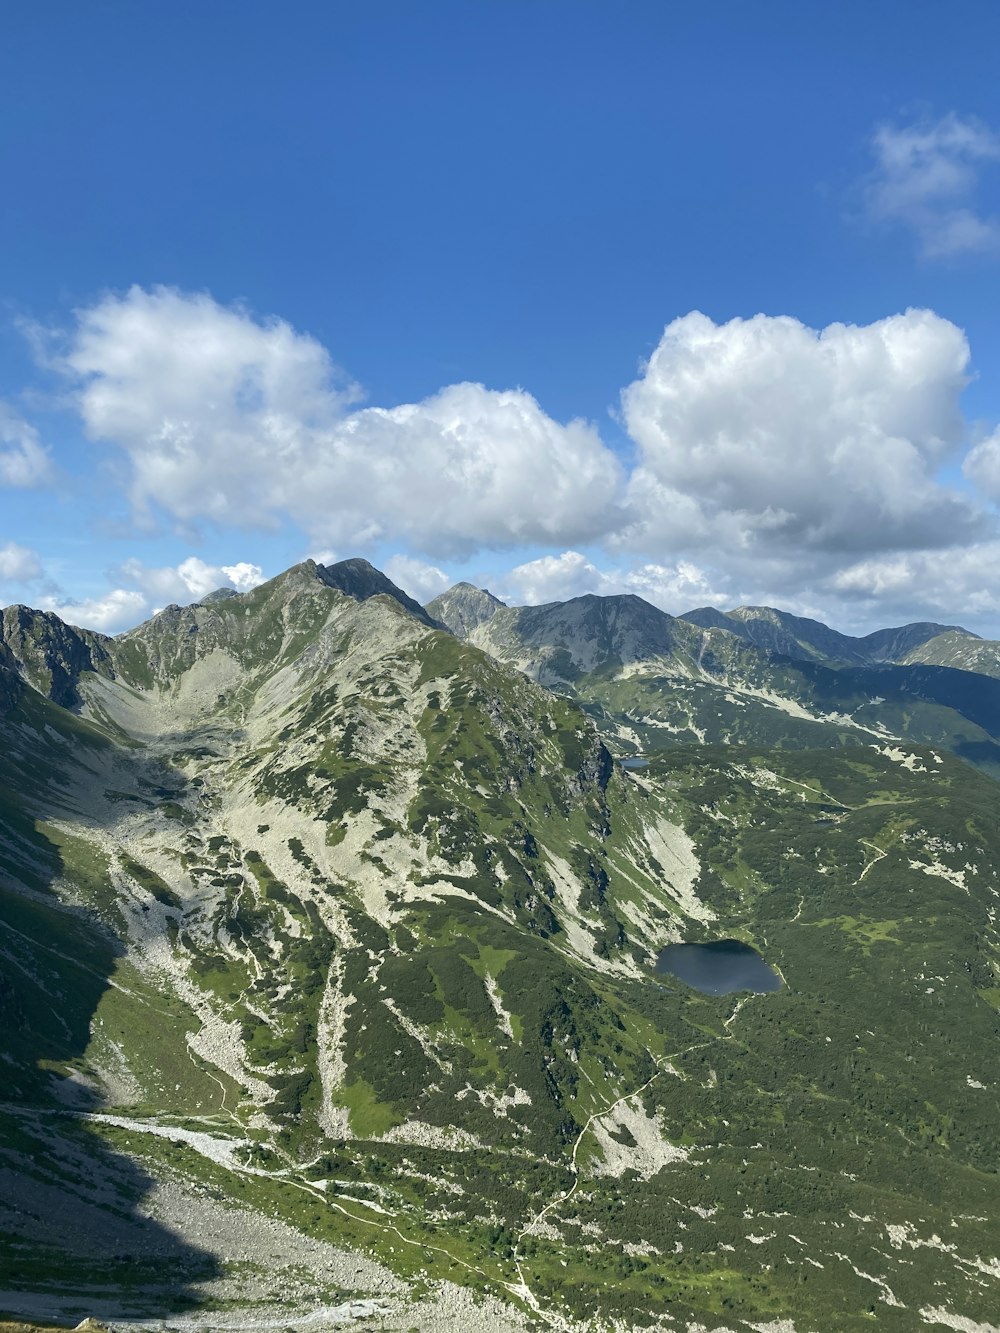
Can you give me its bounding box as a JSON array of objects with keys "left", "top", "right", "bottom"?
[{"left": 4, "top": 0, "right": 1000, "bottom": 634}]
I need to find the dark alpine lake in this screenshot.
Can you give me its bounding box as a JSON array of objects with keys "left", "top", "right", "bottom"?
[
  {"left": 620, "top": 757, "right": 649, "bottom": 769},
  {"left": 655, "top": 939, "right": 782, "bottom": 995}
]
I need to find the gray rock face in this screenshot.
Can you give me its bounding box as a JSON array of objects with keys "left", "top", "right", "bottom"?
[
  {"left": 0, "top": 604, "right": 115, "bottom": 707},
  {"left": 316, "top": 558, "right": 438, "bottom": 628},
  {"left": 426, "top": 582, "right": 506, "bottom": 638}
]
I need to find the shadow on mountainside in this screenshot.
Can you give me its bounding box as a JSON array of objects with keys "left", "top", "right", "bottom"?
[{"left": 0, "top": 727, "right": 221, "bottom": 1319}]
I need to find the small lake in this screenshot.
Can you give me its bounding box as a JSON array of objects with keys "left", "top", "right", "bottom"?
[
  {"left": 655, "top": 939, "right": 782, "bottom": 995},
  {"left": 620, "top": 756, "right": 649, "bottom": 770}
]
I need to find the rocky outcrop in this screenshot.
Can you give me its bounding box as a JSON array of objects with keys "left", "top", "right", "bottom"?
[{"left": 0, "top": 605, "right": 114, "bottom": 707}]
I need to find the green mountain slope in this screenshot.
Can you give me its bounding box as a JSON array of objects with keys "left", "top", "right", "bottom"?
[
  {"left": 899, "top": 628, "right": 1000, "bottom": 679},
  {"left": 2, "top": 563, "right": 1000, "bottom": 1331}
]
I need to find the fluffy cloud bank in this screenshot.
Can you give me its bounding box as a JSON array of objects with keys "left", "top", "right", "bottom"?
[
  {"left": 36, "top": 556, "right": 266, "bottom": 633},
  {"left": 829, "top": 542, "right": 1000, "bottom": 622},
  {"left": 13, "top": 287, "right": 1000, "bottom": 634},
  {"left": 40, "top": 587, "right": 148, "bottom": 634},
  {"left": 609, "top": 306, "right": 1000, "bottom": 624},
  {"left": 116, "top": 555, "right": 265, "bottom": 604},
  {"left": 963, "top": 427, "right": 1000, "bottom": 505},
  {"left": 382, "top": 555, "right": 452, "bottom": 604},
  {"left": 62, "top": 290, "right": 989, "bottom": 565},
  {"left": 65, "top": 286, "right": 622, "bottom": 555},
  {"left": 621, "top": 308, "right": 980, "bottom": 561},
  {"left": 498, "top": 550, "right": 726, "bottom": 612}
]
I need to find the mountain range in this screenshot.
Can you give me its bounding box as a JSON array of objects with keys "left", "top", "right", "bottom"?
[
  {"left": 2, "top": 560, "right": 999, "bottom": 1333},
  {"left": 428, "top": 582, "right": 1000, "bottom": 775}
]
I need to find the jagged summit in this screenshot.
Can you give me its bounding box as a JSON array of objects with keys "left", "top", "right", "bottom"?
[
  {"left": 155, "top": 558, "right": 435, "bottom": 629},
  {"left": 198, "top": 586, "right": 239, "bottom": 605},
  {"left": 433, "top": 588, "right": 703, "bottom": 688},
  {"left": 858, "top": 619, "right": 978, "bottom": 660},
  {"left": 895, "top": 626, "right": 1000, "bottom": 677},
  {"left": 315, "top": 556, "right": 438, "bottom": 627},
  {"left": 727, "top": 604, "right": 864, "bottom": 663},
  {"left": 0, "top": 558, "right": 443, "bottom": 707},
  {"left": 679, "top": 604, "right": 733, "bottom": 632},
  {"left": 426, "top": 581, "right": 506, "bottom": 637}
]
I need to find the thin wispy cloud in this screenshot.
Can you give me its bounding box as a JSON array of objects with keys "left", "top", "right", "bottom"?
[
  {"left": 866, "top": 112, "right": 1000, "bottom": 258},
  {"left": 0, "top": 402, "right": 55, "bottom": 487},
  {"left": 0, "top": 541, "right": 43, "bottom": 583}
]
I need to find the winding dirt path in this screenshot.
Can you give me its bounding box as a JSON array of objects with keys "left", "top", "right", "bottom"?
[
  {"left": 510, "top": 990, "right": 757, "bottom": 1326},
  {"left": 857, "top": 839, "right": 887, "bottom": 883}
]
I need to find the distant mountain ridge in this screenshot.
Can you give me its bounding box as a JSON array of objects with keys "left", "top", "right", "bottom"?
[
  {"left": 428, "top": 587, "right": 708, "bottom": 684},
  {"left": 6, "top": 568, "right": 999, "bottom": 765},
  {"left": 680, "top": 603, "right": 976, "bottom": 668},
  {"left": 428, "top": 583, "right": 1000, "bottom": 773},
  {"left": 429, "top": 585, "right": 986, "bottom": 677}
]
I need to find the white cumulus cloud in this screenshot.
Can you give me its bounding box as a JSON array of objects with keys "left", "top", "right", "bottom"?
[
  {"left": 382, "top": 555, "right": 452, "bottom": 604},
  {"left": 40, "top": 588, "right": 149, "bottom": 634},
  {"left": 62, "top": 286, "right": 623, "bottom": 556},
  {"left": 829, "top": 542, "right": 1000, "bottom": 623},
  {"left": 501, "top": 551, "right": 605, "bottom": 604},
  {"left": 866, "top": 113, "right": 1000, "bottom": 258},
  {"left": 962, "top": 426, "right": 1000, "bottom": 504},
  {"left": 19, "top": 286, "right": 1000, "bottom": 636},
  {"left": 116, "top": 555, "right": 266, "bottom": 603},
  {"left": 33, "top": 557, "right": 267, "bottom": 636},
  {"left": 0, "top": 403, "right": 54, "bottom": 487},
  {"left": 500, "top": 550, "right": 726, "bottom": 613},
  {"left": 0, "top": 542, "right": 43, "bottom": 583},
  {"left": 620, "top": 309, "right": 982, "bottom": 566},
  {"left": 622, "top": 560, "right": 729, "bottom": 610}
]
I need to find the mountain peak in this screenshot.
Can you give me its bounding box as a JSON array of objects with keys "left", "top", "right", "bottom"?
[
  {"left": 426, "top": 582, "right": 506, "bottom": 638},
  {"left": 679, "top": 605, "right": 734, "bottom": 632},
  {"left": 315, "top": 558, "right": 438, "bottom": 627},
  {"left": 858, "top": 620, "right": 978, "bottom": 661}
]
